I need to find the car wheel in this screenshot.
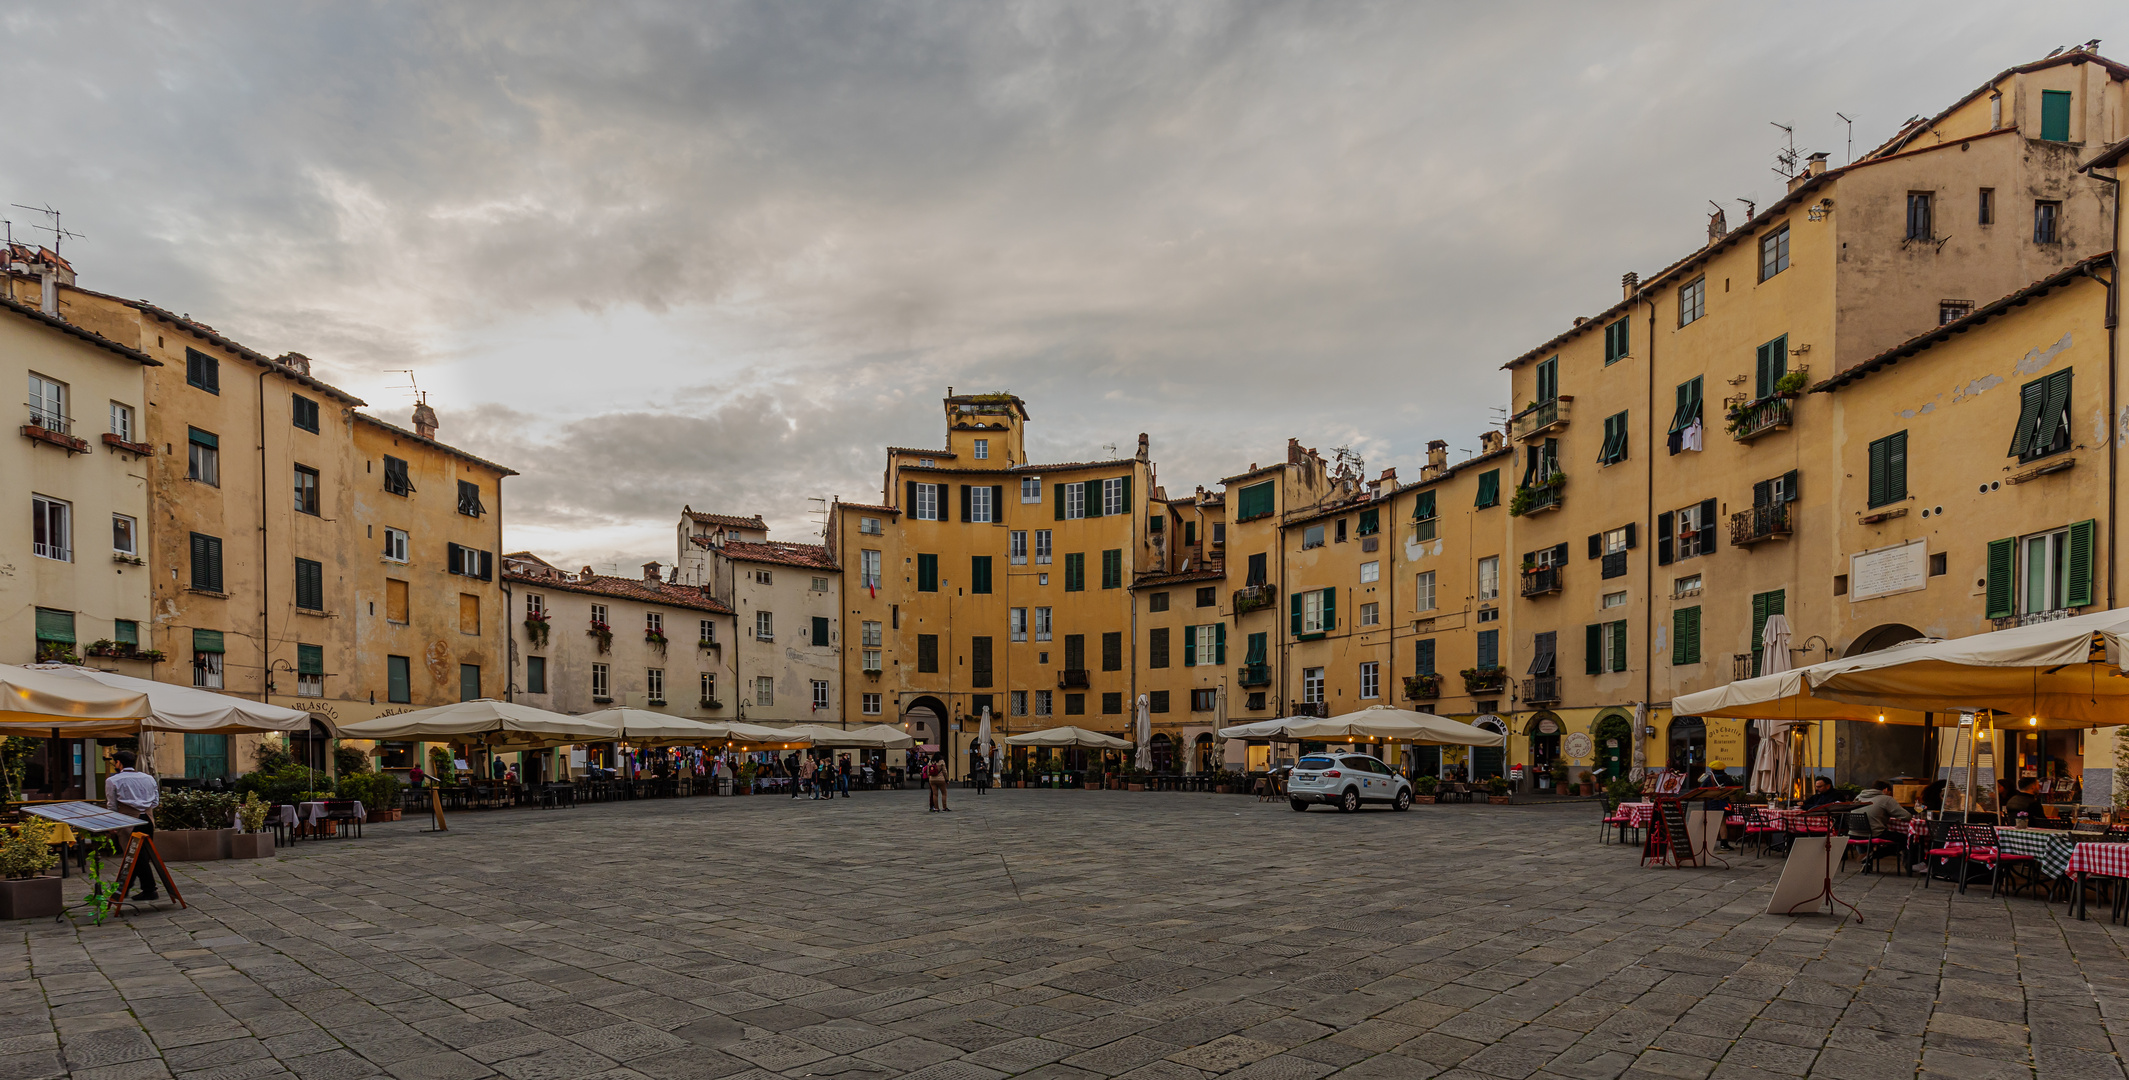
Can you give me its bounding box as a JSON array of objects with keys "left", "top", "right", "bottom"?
[
  {"left": 1392, "top": 788, "right": 1412, "bottom": 811},
  {"left": 1289, "top": 798, "right": 1310, "bottom": 812},
  {"left": 1339, "top": 788, "right": 1361, "bottom": 813}
]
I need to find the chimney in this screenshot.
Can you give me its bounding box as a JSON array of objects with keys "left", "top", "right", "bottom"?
[
  {"left": 1805, "top": 152, "right": 1829, "bottom": 177},
  {"left": 276, "top": 352, "right": 313, "bottom": 377},
  {"left": 643, "top": 561, "right": 662, "bottom": 582},
  {"left": 1707, "top": 205, "right": 1728, "bottom": 245},
  {"left": 1136, "top": 433, "right": 1149, "bottom": 461},
  {"left": 1621, "top": 271, "right": 1638, "bottom": 300},
  {"left": 39, "top": 268, "right": 58, "bottom": 317},
  {"left": 1426, "top": 439, "right": 1448, "bottom": 473},
  {"left": 580, "top": 565, "right": 596, "bottom": 580},
  {"left": 411, "top": 398, "right": 438, "bottom": 439},
  {"left": 1480, "top": 430, "right": 1504, "bottom": 454}
]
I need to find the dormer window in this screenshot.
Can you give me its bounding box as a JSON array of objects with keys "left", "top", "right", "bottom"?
[{"left": 974, "top": 439, "right": 989, "bottom": 459}]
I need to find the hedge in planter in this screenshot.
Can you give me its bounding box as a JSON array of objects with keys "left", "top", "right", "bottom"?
[{"left": 0, "top": 818, "right": 61, "bottom": 919}]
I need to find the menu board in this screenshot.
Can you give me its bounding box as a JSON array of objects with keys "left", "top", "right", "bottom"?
[{"left": 1851, "top": 540, "right": 1928, "bottom": 602}]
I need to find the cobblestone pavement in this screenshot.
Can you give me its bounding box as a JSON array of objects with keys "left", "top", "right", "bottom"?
[{"left": 5, "top": 790, "right": 2129, "bottom": 1080}]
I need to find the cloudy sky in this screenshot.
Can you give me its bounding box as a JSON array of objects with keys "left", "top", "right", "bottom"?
[{"left": 6, "top": 2, "right": 2121, "bottom": 569}]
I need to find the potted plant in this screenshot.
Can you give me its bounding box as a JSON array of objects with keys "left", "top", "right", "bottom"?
[
  {"left": 1412, "top": 776, "right": 1438, "bottom": 804},
  {"left": 1485, "top": 777, "right": 1511, "bottom": 804},
  {"left": 1773, "top": 370, "right": 1809, "bottom": 397},
  {"left": 645, "top": 628, "right": 669, "bottom": 652},
  {"left": 0, "top": 817, "right": 62, "bottom": 919},
  {"left": 588, "top": 618, "right": 613, "bottom": 653},
  {"left": 737, "top": 761, "right": 759, "bottom": 794},
  {"left": 523, "top": 611, "right": 551, "bottom": 647},
  {"left": 152, "top": 789, "right": 240, "bottom": 860},
  {"left": 229, "top": 793, "right": 276, "bottom": 858},
  {"left": 1577, "top": 770, "right": 1595, "bottom": 797},
  {"left": 1549, "top": 761, "right": 1570, "bottom": 792}
]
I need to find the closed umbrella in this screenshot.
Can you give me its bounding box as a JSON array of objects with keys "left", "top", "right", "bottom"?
[
  {"left": 978, "top": 706, "right": 993, "bottom": 768},
  {"left": 1135, "top": 694, "right": 1151, "bottom": 771}
]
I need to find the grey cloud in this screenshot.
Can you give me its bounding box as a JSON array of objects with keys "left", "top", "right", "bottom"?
[{"left": 3, "top": 0, "right": 2116, "bottom": 567}]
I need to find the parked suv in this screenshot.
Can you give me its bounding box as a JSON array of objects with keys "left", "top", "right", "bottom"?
[{"left": 1288, "top": 753, "right": 1412, "bottom": 812}]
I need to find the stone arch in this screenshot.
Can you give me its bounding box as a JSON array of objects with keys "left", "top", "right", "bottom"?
[{"left": 1845, "top": 623, "right": 1926, "bottom": 658}]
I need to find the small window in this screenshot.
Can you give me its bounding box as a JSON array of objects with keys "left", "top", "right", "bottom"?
[
  {"left": 755, "top": 676, "right": 774, "bottom": 706},
  {"left": 1358, "top": 662, "right": 1379, "bottom": 700},
  {"left": 1978, "top": 188, "right": 1994, "bottom": 226},
  {"left": 1359, "top": 602, "right": 1379, "bottom": 627},
  {"left": 526, "top": 656, "right": 547, "bottom": 694},
  {"left": 1064, "top": 483, "right": 1085, "bottom": 519},
  {"left": 969, "top": 484, "right": 993, "bottom": 523},
  {"left": 1599, "top": 411, "right": 1629, "bottom": 465},
  {"left": 702, "top": 672, "right": 718, "bottom": 702},
  {"left": 1939, "top": 300, "right": 1973, "bottom": 325},
  {"left": 188, "top": 429, "right": 220, "bottom": 487},
  {"left": 862, "top": 692, "right": 881, "bottom": 715},
  {"left": 1477, "top": 556, "right": 1500, "bottom": 601},
  {"left": 1602, "top": 590, "right": 1627, "bottom": 609},
  {"left": 1192, "top": 688, "right": 1219, "bottom": 711},
  {"left": 1868, "top": 431, "right": 1909, "bottom": 508},
  {"left": 1758, "top": 225, "right": 1789, "bottom": 281},
  {"left": 1678, "top": 277, "right": 1706, "bottom": 326},
  {"left": 294, "top": 464, "right": 321, "bottom": 515},
  {"left": 383, "top": 527, "right": 408, "bottom": 562},
  {"left": 1303, "top": 525, "right": 1325, "bottom": 549},
  {"left": 1195, "top": 585, "right": 1216, "bottom": 607},
  {"left": 1359, "top": 561, "right": 1380, "bottom": 583},
  {"left": 1413, "top": 571, "right": 1437, "bottom": 612},
  {"left": 591, "top": 664, "right": 610, "bottom": 701},
  {"left": 1603, "top": 318, "right": 1630, "bottom": 364},
  {"left": 973, "top": 438, "right": 989, "bottom": 460},
  {"left": 1905, "top": 193, "right": 1933, "bottom": 241},
  {"left": 756, "top": 611, "right": 775, "bottom": 641},
  {"left": 386, "top": 579, "right": 409, "bottom": 623},
  {"left": 387, "top": 655, "right": 411, "bottom": 702},
  {"left": 1064, "top": 693, "right": 1085, "bottom": 716},
  {"left": 860, "top": 516, "right": 883, "bottom": 535},
  {"left": 108, "top": 402, "right": 134, "bottom": 442},
  {"left": 2034, "top": 200, "right": 2061, "bottom": 244},
  {"left": 1034, "top": 529, "right": 1052, "bottom": 565},
  {"left": 292, "top": 394, "right": 319, "bottom": 433},
  {"left": 111, "top": 514, "right": 137, "bottom": 557},
  {"left": 2008, "top": 369, "right": 2072, "bottom": 463},
  {"left": 1929, "top": 552, "right": 1948, "bottom": 577},
  {"left": 457, "top": 479, "right": 485, "bottom": 517},
  {"left": 812, "top": 680, "right": 830, "bottom": 710},
  {"left": 383, "top": 455, "right": 413, "bottom": 496},
  {"left": 2040, "top": 89, "right": 2072, "bottom": 142},
  {"left": 914, "top": 483, "right": 939, "bottom": 521},
  {"left": 295, "top": 558, "right": 325, "bottom": 611},
  {"left": 1021, "top": 476, "right": 1042, "bottom": 502},
  {"left": 1148, "top": 591, "right": 1169, "bottom": 613},
  {"left": 185, "top": 348, "right": 220, "bottom": 394},
  {"left": 701, "top": 618, "right": 718, "bottom": 645}
]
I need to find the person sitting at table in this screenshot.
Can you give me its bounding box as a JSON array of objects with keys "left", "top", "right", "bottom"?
[
  {"left": 2003, "top": 780, "right": 2042, "bottom": 822},
  {"left": 1856, "top": 781, "right": 1912, "bottom": 836},
  {"left": 1800, "top": 777, "right": 1842, "bottom": 811},
  {"left": 1919, "top": 778, "right": 1946, "bottom": 814}
]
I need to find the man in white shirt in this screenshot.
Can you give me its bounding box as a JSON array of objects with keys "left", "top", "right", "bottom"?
[{"left": 103, "top": 750, "right": 161, "bottom": 900}]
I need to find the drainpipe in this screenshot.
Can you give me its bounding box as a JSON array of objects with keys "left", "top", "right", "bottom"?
[
  {"left": 2086, "top": 166, "right": 2120, "bottom": 610},
  {"left": 257, "top": 367, "right": 271, "bottom": 705},
  {"left": 1634, "top": 287, "right": 1657, "bottom": 777},
  {"left": 498, "top": 478, "right": 511, "bottom": 702}
]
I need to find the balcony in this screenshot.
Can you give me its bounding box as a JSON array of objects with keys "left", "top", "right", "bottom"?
[
  {"left": 1727, "top": 396, "right": 1793, "bottom": 442},
  {"left": 1523, "top": 676, "right": 1561, "bottom": 704},
  {"left": 1519, "top": 564, "right": 1562, "bottom": 598},
  {"left": 1402, "top": 673, "right": 1442, "bottom": 700},
  {"left": 1510, "top": 476, "right": 1564, "bottom": 517},
  {"left": 1510, "top": 395, "right": 1572, "bottom": 442},
  {"left": 1237, "top": 662, "right": 1272, "bottom": 688},
  {"left": 1233, "top": 583, "right": 1277, "bottom": 616},
  {"left": 1461, "top": 667, "right": 1507, "bottom": 695},
  {"left": 1292, "top": 701, "right": 1330, "bottom": 718},
  {"left": 22, "top": 407, "right": 89, "bottom": 454},
  {"left": 1993, "top": 607, "right": 2081, "bottom": 630},
  {"left": 1058, "top": 668, "right": 1090, "bottom": 689},
  {"left": 1733, "top": 654, "right": 1754, "bottom": 681},
  {"left": 1729, "top": 503, "right": 1792, "bottom": 546}
]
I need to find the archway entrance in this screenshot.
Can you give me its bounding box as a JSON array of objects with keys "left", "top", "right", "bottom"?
[
  {"left": 1193, "top": 733, "right": 1215, "bottom": 773},
  {"left": 1592, "top": 712, "right": 1633, "bottom": 781},
  {"left": 1472, "top": 716, "right": 1506, "bottom": 780},
  {"left": 1526, "top": 712, "right": 1562, "bottom": 789},
  {"left": 1668, "top": 716, "right": 1707, "bottom": 773},
  {"left": 1837, "top": 623, "right": 1932, "bottom": 785},
  {"left": 900, "top": 695, "right": 949, "bottom": 773}
]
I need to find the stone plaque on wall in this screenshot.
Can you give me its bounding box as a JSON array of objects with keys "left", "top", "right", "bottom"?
[{"left": 1850, "top": 539, "right": 1928, "bottom": 602}]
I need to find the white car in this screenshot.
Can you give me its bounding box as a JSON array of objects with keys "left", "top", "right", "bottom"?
[{"left": 1287, "top": 753, "right": 1412, "bottom": 812}]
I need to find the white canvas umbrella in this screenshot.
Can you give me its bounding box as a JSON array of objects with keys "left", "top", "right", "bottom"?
[
  {"left": 337, "top": 699, "right": 616, "bottom": 750},
  {"left": 1001, "top": 726, "right": 1135, "bottom": 749},
  {"left": 1134, "top": 694, "right": 1151, "bottom": 770},
  {"left": 0, "top": 663, "right": 150, "bottom": 731},
  {"left": 575, "top": 709, "right": 734, "bottom": 745},
  {"left": 977, "top": 706, "right": 993, "bottom": 767},
  {"left": 778, "top": 724, "right": 915, "bottom": 749},
  {"left": 1284, "top": 705, "right": 1506, "bottom": 746},
  {"left": 1805, "top": 606, "right": 2129, "bottom": 724}
]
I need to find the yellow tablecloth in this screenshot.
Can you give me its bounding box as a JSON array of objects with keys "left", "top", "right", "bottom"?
[{"left": 4, "top": 821, "right": 78, "bottom": 845}]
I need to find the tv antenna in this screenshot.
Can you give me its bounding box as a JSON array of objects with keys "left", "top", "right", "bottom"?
[
  {"left": 385, "top": 370, "right": 424, "bottom": 402},
  {"left": 809, "top": 496, "right": 829, "bottom": 537},
  {"left": 1835, "top": 112, "right": 1856, "bottom": 164},
  {"left": 9, "top": 203, "right": 84, "bottom": 256},
  {"left": 1770, "top": 122, "right": 1800, "bottom": 179}
]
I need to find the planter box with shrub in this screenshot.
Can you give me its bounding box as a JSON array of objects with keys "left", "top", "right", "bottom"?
[
  {"left": 228, "top": 833, "right": 275, "bottom": 859},
  {"left": 0, "top": 875, "right": 62, "bottom": 920}
]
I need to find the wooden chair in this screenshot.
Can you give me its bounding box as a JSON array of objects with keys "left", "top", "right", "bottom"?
[{"left": 320, "top": 800, "right": 364, "bottom": 839}]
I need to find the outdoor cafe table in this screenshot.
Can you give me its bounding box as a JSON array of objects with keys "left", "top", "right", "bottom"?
[
  {"left": 1992, "top": 826, "right": 2083, "bottom": 881},
  {"left": 2065, "top": 842, "right": 2129, "bottom": 920}
]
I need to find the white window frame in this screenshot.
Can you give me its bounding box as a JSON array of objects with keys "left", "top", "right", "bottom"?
[
  {"left": 1010, "top": 608, "right": 1027, "bottom": 642},
  {"left": 973, "top": 438, "right": 989, "bottom": 460},
  {"left": 2020, "top": 526, "right": 2073, "bottom": 616},
  {"left": 109, "top": 402, "right": 133, "bottom": 442},
  {"left": 862, "top": 620, "right": 882, "bottom": 647},
  {"left": 1477, "top": 556, "right": 1500, "bottom": 601},
  {"left": 1034, "top": 607, "right": 1052, "bottom": 642},
  {"left": 1303, "top": 525, "right": 1325, "bottom": 549},
  {"left": 970, "top": 485, "right": 994, "bottom": 523},
  {"left": 1359, "top": 560, "right": 1380, "bottom": 583},
  {"left": 1602, "top": 621, "right": 1626, "bottom": 671},
  {"left": 862, "top": 693, "right": 881, "bottom": 715},
  {"left": 1010, "top": 530, "right": 1027, "bottom": 565},
  {"left": 590, "top": 603, "right": 608, "bottom": 625},
  {"left": 1035, "top": 689, "right": 1053, "bottom": 716},
  {"left": 1021, "top": 477, "right": 1042, "bottom": 503},
  {"left": 860, "top": 515, "right": 882, "bottom": 535},
  {"left": 1679, "top": 277, "right": 1706, "bottom": 327},
  {"left": 1034, "top": 530, "right": 1053, "bottom": 565},
  {"left": 1602, "top": 591, "right": 1628, "bottom": 609},
  {"left": 915, "top": 483, "right": 939, "bottom": 521},
  {"left": 756, "top": 611, "right": 774, "bottom": 641},
  {"left": 189, "top": 434, "right": 220, "bottom": 487},
  {"left": 755, "top": 676, "right": 774, "bottom": 707},
  {"left": 1360, "top": 661, "right": 1380, "bottom": 700},
  {"left": 1065, "top": 484, "right": 1086, "bottom": 520},
  {"left": 812, "top": 680, "right": 830, "bottom": 710},
  {"left": 297, "top": 671, "right": 323, "bottom": 697},
  {"left": 646, "top": 611, "right": 663, "bottom": 634},
  {"left": 647, "top": 668, "right": 665, "bottom": 703},
  {"left": 384, "top": 527, "right": 408, "bottom": 562},
  {"left": 1603, "top": 528, "right": 1628, "bottom": 555},
  {"left": 27, "top": 374, "right": 65, "bottom": 431},
  {"left": 526, "top": 594, "right": 546, "bottom": 619},
  {"left": 812, "top": 576, "right": 829, "bottom": 591},
  {"left": 1194, "top": 626, "right": 1218, "bottom": 666},
  {"left": 1359, "top": 602, "right": 1380, "bottom": 626},
  {"left": 32, "top": 494, "right": 70, "bottom": 562},
  {"left": 1676, "top": 504, "right": 1710, "bottom": 560},
  {"left": 111, "top": 513, "right": 137, "bottom": 557},
  {"left": 1301, "top": 590, "right": 1328, "bottom": 634},
  {"left": 1102, "top": 478, "right": 1123, "bottom": 516},
  {"left": 698, "top": 618, "right": 716, "bottom": 644},
  {"left": 701, "top": 672, "right": 717, "bottom": 701},
  {"left": 1303, "top": 667, "right": 1325, "bottom": 704},
  {"left": 862, "top": 648, "right": 882, "bottom": 672},
  {"left": 591, "top": 663, "right": 610, "bottom": 699},
  {"left": 1414, "top": 571, "right": 1437, "bottom": 613},
  {"left": 861, "top": 549, "right": 881, "bottom": 589}
]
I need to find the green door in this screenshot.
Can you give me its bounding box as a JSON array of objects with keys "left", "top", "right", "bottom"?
[{"left": 184, "top": 733, "right": 230, "bottom": 780}]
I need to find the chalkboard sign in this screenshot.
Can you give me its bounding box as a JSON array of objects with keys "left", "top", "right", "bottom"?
[{"left": 112, "top": 833, "right": 184, "bottom": 913}]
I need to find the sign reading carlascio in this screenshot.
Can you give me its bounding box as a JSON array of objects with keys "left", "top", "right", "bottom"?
[{"left": 1850, "top": 539, "right": 1928, "bottom": 602}]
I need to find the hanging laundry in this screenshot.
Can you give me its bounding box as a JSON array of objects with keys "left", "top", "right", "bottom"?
[{"left": 1681, "top": 418, "right": 1704, "bottom": 452}]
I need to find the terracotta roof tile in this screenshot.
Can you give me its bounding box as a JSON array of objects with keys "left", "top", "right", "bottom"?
[
  {"left": 0, "top": 294, "right": 159, "bottom": 366},
  {"left": 503, "top": 570, "right": 733, "bottom": 614},
  {"left": 1131, "top": 568, "right": 1227, "bottom": 589},
  {"left": 720, "top": 540, "right": 838, "bottom": 571},
  {"left": 683, "top": 510, "right": 767, "bottom": 529},
  {"left": 355, "top": 413, "right": 519, "bottom": 477}
]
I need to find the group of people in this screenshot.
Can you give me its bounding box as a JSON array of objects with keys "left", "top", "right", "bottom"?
[{"left": 782, "top": 752, "right": 855, "bottom": 800}]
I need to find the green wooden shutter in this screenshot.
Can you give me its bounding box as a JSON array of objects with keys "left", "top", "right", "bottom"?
[
  {"left": 1082, "top": 480, "right": 1101, "bottom": 518},
  {"left": 1610, "top": 620, "right": 1628, "bottom": 672},
  {"left": 1215, "top": 622, "right": 1226, "bottom": 665},
  {"left": 2038, "top": 370, "right": 2072, "bottom": 455},
  {"left": 1782, "top": 470, "right": 1800, "bottom": 503},
  {"left": 2041, "top": 89, "right": 2072, "bottom": 141},
  {"left": 1476, "top": 470, "right": 1499, "bottom": 507},
  {"left": 1414, "top": 490, "right": 1435, "bottom": 520},
  {"left": 1413, "top": 638, "right": 1434, "bottom": 675},
  {"left": 812, "top": 616, "right": 830, "bottom": 644},
  {"left": 960, "top": 484, "right": 972, "bottom": 521},
  {"left": 1673, "top": 607, "right": 1700, "bottom": 665},
  {"left": 2067, "top": 519, "right": 2097, "bottom": 608},
  {"left": 1054, "top": 483, "right": 1065, "bottom": 520},
  {"left": 1358, "top": 508, "right": 1379, "bottom": 535},
  {"left": 1291, "top": 593, "right": 1304, "bottom": 637},
  {"left": 1321, "top": 588, "right": 1335, "bottom": 631},
  {"left": 113, "top": 620, "right": 138, "bottom": 646},
  {"left": 971, "top": 556, "right": 991, "bottom": 594},
  {"left": 33, "top": 608, "right": 74, "bottom": 643},
  {"left": 1247, "top": 631, "right": 1267, "bottom": 665},
  {"left": 2008, "top": 378, "right": 2048, "bottom": 457},
  {"left": 1755, "top": 337, "right": 1787, "bottom": 399},
  {"left": 1984, "top": 537, "right": 2016, "bottom": 618},
  {"left": 1586, "top": 624, "right": 1602, "bottom": 675},
  {"left": 907, "top": 480, "right": 919, "bottom": 517},
  {"left": 991, "top": 485, "right": 1004, "bottom": 519},
  {"left": 297, "top": 643, "right": 323, "bottom": 675},
  {"left": 938, "top": 482, "right": 951, "bottom": 522},
  {"left": 1183, "top": 626, "right": 1197, "bottom": 667},
  {"left": 1888, "top": 431, "right": 1907, "bottom": 502},
  {"left": 917, "top": 553, "right": 938, "bottom": 592},
  {"left": 193, "top": 629, "right": 225, "bottom": 653},
  {"left": 1119, "top": 475, "right": 1131, "bottom": 514}
]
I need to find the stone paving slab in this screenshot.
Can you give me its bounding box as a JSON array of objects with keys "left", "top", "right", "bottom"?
[{"left": 4, "top": 790, "right": 2129, "bottom": 1079}]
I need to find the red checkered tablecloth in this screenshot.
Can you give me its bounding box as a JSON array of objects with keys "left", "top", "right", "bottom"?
[
  {"left": 1892, "top": 817, "right": 1931, "bottom": 839},
  {"left": 1615, "top": 802, "right": 1654, "bottom": 828},
  {"left": 2065, "top": 843, "right": 2129, "bottom": 879},
  {"left": 1759, "top": 807, "right": 1834, "bottom": 832}
]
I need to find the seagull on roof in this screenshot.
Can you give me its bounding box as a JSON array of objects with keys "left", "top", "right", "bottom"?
[{"left": 2045, "top": 45, "right": 2065, "bottom": 58}]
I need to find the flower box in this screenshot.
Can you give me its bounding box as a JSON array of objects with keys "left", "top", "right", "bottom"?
[
  {"left": 1487, "top": 796, "right": 1512, "bottom": 805},
  {"left": 1412, "top": 795, "right": 1435, "bottom": 804},
  {"left": 0, "top": 875, "right": 63, "bottom": 920}
]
